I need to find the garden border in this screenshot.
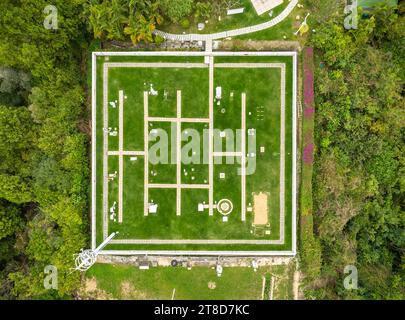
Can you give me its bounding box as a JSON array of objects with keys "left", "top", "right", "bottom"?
[{"left": 91, "top": 51, "right": 298, "bottom": 256}]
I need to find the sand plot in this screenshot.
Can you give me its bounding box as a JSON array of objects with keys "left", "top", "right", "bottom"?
[{"left": 253, "top": 192, "right": 269, "bottom": 226}]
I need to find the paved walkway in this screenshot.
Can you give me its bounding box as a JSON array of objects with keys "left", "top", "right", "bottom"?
[
  {"left": 102, "top": 61, "right": 287, "bottom": 244},
  {"left": 110, "top": 239, "right": 284, "bottom": 245},
  {"left": 279, "top": 64, "right": 286, "bottom": 243},
  {"left": 148, "top": 117, "right": 209, "bottom": 123},
  {"left": 153, "top": 0, "right": 298, "bottom": 42},
  {"left": 176, "top": 91, "right": 182, "bottom": 216},
  {"left": 105, "top": 62, "right": 207, "bottom": 68},
  {"left": 241, "top": 93, "right": 247, "bottom": 222},
  {"left": 148, "top": 184, "right": 210, "bottom": 189},
  {"left": 118, "top": 90, "right": 124, "bottom": 223},
  {"left": 102, "top": 65, "right": 109, "bottom": 239},
  {"left": 208, "top": 56, "right": 214, "bottom": 216},
  {"left": 144, "top": 91, "right": 149, "bottom": 216}
]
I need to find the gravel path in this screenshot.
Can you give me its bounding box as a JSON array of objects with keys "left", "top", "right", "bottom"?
[{"left": 153, "top": 0, "right": 298, "bottom": 42}]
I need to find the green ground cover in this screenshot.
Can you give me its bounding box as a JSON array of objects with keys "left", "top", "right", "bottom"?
[
  {"left": 94, "top": 54, "right": 295, "bottom": 252},
  {"left": 358, "top": 0, "right": 398, "bottom": 8},
  {"left": 181, "top": 122, "right": 209, "bottom": 185},
  {"left": 85, "top": 263, "right": 294, "bottom": 300}
]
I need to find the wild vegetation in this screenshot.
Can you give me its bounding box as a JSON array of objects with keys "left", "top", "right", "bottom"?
[
  {"left": 85, "top": 0, "right": 253, "bottom": 44},
  {"left": 301, "top": 1, "right": 404, "bottom": 299},
  {"left": 0, "top": 0, "right": 88, "bottom": 299}
]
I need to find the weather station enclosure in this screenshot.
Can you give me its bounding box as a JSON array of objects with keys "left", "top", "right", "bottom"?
[{"left": 91, "top": 51, "right": 297, "bottom": 256}]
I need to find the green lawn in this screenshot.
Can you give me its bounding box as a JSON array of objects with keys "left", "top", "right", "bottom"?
[
  {"left": 358, "top": 0, "right": 398, "bottom": 8},
  {"left": 84, "top": 263, "right": 294, "bottom": 300},
  {"left": 94, "top": 54, "right": 295, "bottom": 252}
]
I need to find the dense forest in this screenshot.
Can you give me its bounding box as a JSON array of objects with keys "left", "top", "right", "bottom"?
[
  {"left": 0, "top": 0, "right": 403, "bottom": 299},
  {"left": 0, "top": 0, "right": 89, "bottom": 298},
  {"left": 303, "top": 0, "right": 404, "bottom": 299}
]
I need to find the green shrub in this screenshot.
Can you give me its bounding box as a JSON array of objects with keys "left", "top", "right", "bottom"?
[
  {"left": 154, "top": 34, "right": 165, "bottom": 45},
  {"left": 161, "top": 0, "right": 194, "bottom": 23},
  {"left": 180, "top": 18, "right": 190, "bottom": 29},
  {"left": 194, "top": 2, "right": 213, "bottom": 21}
]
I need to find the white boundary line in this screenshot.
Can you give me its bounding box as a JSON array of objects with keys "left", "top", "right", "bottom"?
[
  {"left": 91, "top": 52, "right": 298, "bottom": 256},
  {"left": 105, "top": 62, "right": 208, "bottom": 68},
  {"left": 208, "top": 56, "right": 214, "bottom": 216},
  {"left": 118, "top": 90, "right": 124, "bottom": 223},
  {"left": 94, "top": 52, "right": 297, "bottom": 57},
  {"left": 216, "top": 63, "right": 286, "bottom": 68},
  {"left": 126, "top": 64, "right": 283, "bottom": 244},
  {"left": 213, "top": 152, "right": 242, "bottom": 157},
  {"left": 148, "top": 184, "right": 210, "bottom": 189},
  {"left": 292, "top": 53, "right": 297, "bottom": 255},
  {"left": 102, "top": 64, "right": 109, "bottom": 240},
  {"left": 148, "top": 117, "right": 209, "bottom": 123},
  {"left": 143, "top": 92, "right": 149, "bottom": 217},
  {"left": 241, "top": 93, "right": 247, "bottom": 222},
  {"left": 176, "top": 90, "right": 182, "bottom": 216},
  {"left": 99, "top": 250, "right": 295, "bottom": 256},
  {"left": 108, "top": 151, "right": 145, "bottom": 156},
  {"left": 110, "top": 239, "right": 283, "bottom": 245},
  {"left": 279, "top": 65, "right": 286, "bottom": 243},
  {"left": 91, "top": 52, "right": 97, "bottom": 250}
]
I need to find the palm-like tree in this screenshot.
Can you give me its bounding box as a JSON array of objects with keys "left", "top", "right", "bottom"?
[
  {"left": 106, "top": 0, "right": 127, "bottom": 40},
  {"left": 124, "top": 0, "right": 163, "bottom": 44},
  {"left": 149, "top": 1, "right": 163, "bottom": 26},
  {"left": 88, "top": 4, "right": 109, "bottom": 39},
  {"left": 88, "top": 0, "right": 163, "bottom": 44},
  {"left": 129, "top": 0, "right": 151, "bottom": 15}
]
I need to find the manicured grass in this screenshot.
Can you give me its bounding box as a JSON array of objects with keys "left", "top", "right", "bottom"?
[
  {"left": 181, "top": 122, "right": 209, "bottom": 185},
  {"left": 149, "top": 122, "right": 177, "bottom": 184},
  {"left": 358, "top": 0, "right": 397, "bottom": 8},
  {"left": 214, "top": 66, "right": 282, "bottom": 238},
  {"left": 94, "top": 54, "right": 295, "bottom": 251},
  {"left": 85, "top": 263, "right": 294, "bottom": 300}
]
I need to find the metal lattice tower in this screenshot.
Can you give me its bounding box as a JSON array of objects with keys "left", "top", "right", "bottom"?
[{"left": 73, "top": 232, "right": 117, "bottom": 272}]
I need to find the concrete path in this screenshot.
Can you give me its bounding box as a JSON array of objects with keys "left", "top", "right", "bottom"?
[
  {"left": 118, "top": 90, "right": 124, "bottom": 223},
  {"left": 144, "top": 91, "right": 149, "bottom": 216},
  {"left": 241, "top": 93, "right": 247, "bottom": 222},
  {"left": 153, "top": 0, "right": 298, "bottom": 42},
  {"left": 102, "top": 65, "right": 109, "bottom": 239},
  {"left": 148, "top": 184, "right": 210, "bottom": 189},
  {"left": 148, "top": 117, "right": 209, "bottom": 123},
  {"left": 208, "top": 56, "right": 214, "bottom": 216},
  {"left": 105, "top": 62, "right": 208, "bottom": 68},
  {"left": 108, "top": 151, "right": 145, "bottom": 156},
  {"left": 176, "top": 91, "right": 182, "bottom": 216},
  {"left": 102, "top": 61, "right": 287, "bottom": 244},
  {"left": 110, "top": 238, "right": 284, "bottom": 245},
  {"left": 279, "top": 64, "right": 286, "bottom": 243}
]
